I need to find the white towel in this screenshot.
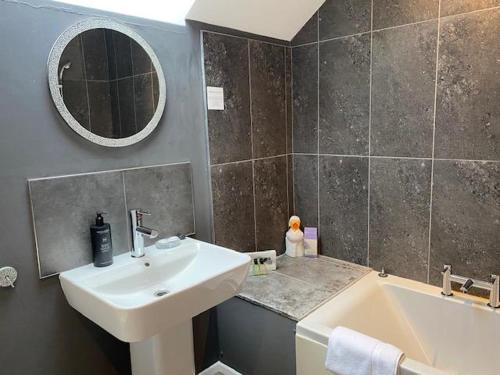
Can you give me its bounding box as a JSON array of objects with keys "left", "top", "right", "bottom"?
[{"left": 325, "top": 327, "right": 404, "bottom": 375}]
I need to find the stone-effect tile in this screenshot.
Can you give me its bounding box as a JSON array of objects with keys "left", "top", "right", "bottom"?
[
  {"left": 239, "top": 272, "right": 333, "bottom": 321},
  {"left": 287, "top": 154, "right": 294, "bottom": 218},
  {"left": 131, "top": 39, "right": 152, "bottom": 75},
  {"left": 370, "top": 158, "right": 432, "bottom": 282},
  {"left": 292, "top": 44, "right": 318, "bottom": 154},
  {"left": 117, "top": 78, "right": 137, "bottom": 137},
  {"left": 211, "top": 162, "right": 255, "bottom": 252},
  {"left": 254, "top": 157, "right": 288, "bottom": 253},
  {"left": 441, "top": 0, "right": 500, "bottom": 17},
  {"left": 82, "top": 28, "right": 109, "bottom": 81},
  {"left": 291, "top": 12, "right": 318, "bottom": 46},
  {"left": 373, "top": 0, "right": 439, "bottom": 29},
  {"left": 133, "top": 74, "right": 155, "bottom": 132},
  {"left": 276, "top": 255, "right": 370, "bottom": 292},
  {"left": 429, "top": 161, "right": 500, "bottom": 285},
  {"left": 371, "top": 22, "right": 437, "bottom": 157},
  {"left": 62, "top": 80, "right": 90, "bottom": 130},
  {"left": 293, "top": 155, "right": 318, "bottom": 227},
  {"left": 250, "top": 42, "right": 286, "bottom": 158},
  {"left": 319, "top": 156, "right": 368, "bottom": 264},
  {"left": 87, "top": 81, "right": 113, "bottom": 138},
  {"left": 435, "top": 10, "right": 500, "bottom": 160},
  {"left": 319, "top": 0, "right": 371, "bottom": 40},
  {"left": 29, "top": 172, "right": 128, "bottom": 277},
  {"left": 203, "top": 33, "right": 252, "bottom": 164},
  {"left": 319, "top": 35, "right": 370, "bottom": 155},
  {"left": 285, "top": 48, "right": 293, "bottom": 154},
  {"left": 113, "top": 31, "right": 133, "bottom": 79},
  {"left": 59, "top": 35, "right": 85, "bottom": 81},
  {"left": 124, "top": 163, "right": 195, "bottom": 245}
]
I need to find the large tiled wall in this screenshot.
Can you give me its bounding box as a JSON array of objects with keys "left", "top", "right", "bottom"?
[
  {"left": 291, "top": 0, "right": 500, "bottom": 283},
  {"left": 202, "top": 31, "right": 293, "bottom": 253}
]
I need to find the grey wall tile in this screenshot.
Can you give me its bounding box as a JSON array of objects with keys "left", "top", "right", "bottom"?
[
  {"left": 62, "top": 80, "right": 90, "bottom": 130},
  {"left": 319, "top": 34, "right": 370, "bottom": 155},
  {"left": 113, "top": 31, "right": 132, "bottom": 79},
  {"left": 291, "top": 12, "right": 318, "bottom": 46},
  {"left": 203, "top": 32, "right": 252, "bottom": 164},
  {"left": 254, "top": 157, "right": 288, "bottom": 254},
  {"left": 29, "top": 172, "right": 128, "bottom": 277},
  {"left": 371, "top": 22, "right": 437, "bottom": 157},
  {"left": 87, "top": 80, "right": 113, "bottom": 138},
  {"left": 285, "top": 47, "right": 293, "bottom": 154},
  {"left": 293, "top": 154, "right": 318, "bottom": 227},
  {"left": 292, "top": 44, "right": 318, "bottom": 154},
  {"left": 59, "top": 35, "right": 85, "bottom": 81},
  {"left": 133, "top": 73, "right": 155, "bottom": 132},
  {"left": 319, "top": 0, "right": 371, "bottom": 40},
  {"left": 429, "top": 160, "right": 500, "bottom": 285},
  {"left": 250, "top": 41, "right": 286, "bottom": 158},
  {"left": 287, "top": 154, "right": 294, "bottom": 217},
  {"left": 211, "top": 162, "right": 255, "bottom": 252},
  {"left": 441, "top": 0, "right": 500, "bottom": 17},
  {"left": 81, "top": 28, "right": 109, "bottom": 81},
  {"left": 373, "top": 0, "right": 439, "bottom": 29},
  {"left": 319, "top": 156, "right": 368, "bottom": 264},
  {"left": 370, "top": 158, "right": 432, "bottom": 282},
  {"left": 131, "top": 39, "right": 152, "bottom": 75},
  {"left": 435, "top": 9, "right": 500, "bottom": 160},
  {"left": 123, "top": 163, "right": 195, "bottom": 244}
]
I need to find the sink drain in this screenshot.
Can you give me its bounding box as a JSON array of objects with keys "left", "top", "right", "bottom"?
[{"left": 154, "top": 289, "right": 169, "bottom": 297}]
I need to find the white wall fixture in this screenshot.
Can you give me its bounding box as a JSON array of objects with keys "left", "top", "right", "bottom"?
[
  {"left": 59, "top": 238, "right": 250, "bottom": 375},
  {"left": 187, "top": 0, "right": 326, "bottom": 41}
]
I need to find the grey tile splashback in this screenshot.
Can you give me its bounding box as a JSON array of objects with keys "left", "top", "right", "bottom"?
[{"left": 29, "top": 162, "right": 195, "bottom": 278}]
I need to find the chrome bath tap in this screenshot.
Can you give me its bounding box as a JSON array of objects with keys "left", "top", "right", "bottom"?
[
  {"left": 441, "top": 264, "right": 500, "bottom": 308},
  {"left": 130, "top": 209, "right": 159, "bottom": 258}
]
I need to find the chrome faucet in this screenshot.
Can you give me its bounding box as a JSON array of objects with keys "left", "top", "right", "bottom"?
[
  {"left": 441, "top": 264, "right": 500, "bottom": 308},
  {"left": 130, "top": 209, "right": 159, "bottom": 258}
]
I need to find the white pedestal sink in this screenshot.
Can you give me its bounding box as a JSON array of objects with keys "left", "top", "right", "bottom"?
[{"left": 59, "top": 238, "right": 250, "bottom": 375}]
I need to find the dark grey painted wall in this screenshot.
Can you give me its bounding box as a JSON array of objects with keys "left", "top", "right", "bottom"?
[
  {"left": 291, "top": 0, "right": 500, "bottom": 285},
  {"left": 218, "top": 298, "right": 296, "bottom": 375},
  {"left": 0, "top": 0, "right": 214, "bottom": 373}
]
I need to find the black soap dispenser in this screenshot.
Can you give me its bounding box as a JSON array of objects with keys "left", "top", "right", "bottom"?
[{"left": 90, "top": 212, "right": 113, "bottom": 267}]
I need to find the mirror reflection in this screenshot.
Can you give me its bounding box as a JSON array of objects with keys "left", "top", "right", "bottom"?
[{"left": 58, "top": 28, "right": 160, "bottom": 139}]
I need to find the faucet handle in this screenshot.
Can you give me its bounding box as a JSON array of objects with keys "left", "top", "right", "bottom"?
[{"left": 136, "top": 209, "right": 151, "bottom": 216}]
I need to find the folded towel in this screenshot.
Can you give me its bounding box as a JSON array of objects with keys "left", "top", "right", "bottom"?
[{"left": 325, "top": 327, "right": 404, "bottom": 375}]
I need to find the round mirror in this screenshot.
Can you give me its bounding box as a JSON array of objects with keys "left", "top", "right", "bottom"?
[{"left": 48, "top": 19, "right": 166, "bottom": 147}]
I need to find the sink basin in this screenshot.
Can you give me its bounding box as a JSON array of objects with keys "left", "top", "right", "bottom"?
[{"left": 60, "top": 238, "right": 250, "bottom": 374}]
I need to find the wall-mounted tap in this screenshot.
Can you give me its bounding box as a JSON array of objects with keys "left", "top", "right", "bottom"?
[
  {"left": 130, "top": 209, "right": 159, "bottom": 258},
  {"left": 441, "top": 264, "right": 500, "bottom": 308}
]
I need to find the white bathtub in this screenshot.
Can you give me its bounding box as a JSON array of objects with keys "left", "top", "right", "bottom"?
[{"left": 296, "top": 271, "right": 500, "bottom": 375}]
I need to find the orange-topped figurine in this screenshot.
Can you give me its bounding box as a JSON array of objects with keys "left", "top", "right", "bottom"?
[{"left": 285, "top": 215, "right": 304, "bottom": 257}]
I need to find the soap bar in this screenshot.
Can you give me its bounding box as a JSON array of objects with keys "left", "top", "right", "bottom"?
[{"left": 304, "top": 227, "right": 318, "bottom": 257}]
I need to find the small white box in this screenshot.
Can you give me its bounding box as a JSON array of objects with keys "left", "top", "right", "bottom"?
[{"left": 206, "top": 86, "right": 224, "bottom": 110}]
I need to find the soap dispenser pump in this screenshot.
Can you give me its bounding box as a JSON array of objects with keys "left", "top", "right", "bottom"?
[{"left": 90, "top": 212, "right": 113, "bottom": 267}]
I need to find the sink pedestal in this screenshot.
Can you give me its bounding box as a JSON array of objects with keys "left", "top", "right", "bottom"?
[{"left": 130, "top": 320, "right": 194, "bottom": 375}]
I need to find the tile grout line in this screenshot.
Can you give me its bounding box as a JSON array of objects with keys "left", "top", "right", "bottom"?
[
  {"left": 284, "top": 47, "right": 290, "bottom": 220},
  {"left": 247, "top": 40, "right": 258, "bottom": 252},
  {"left": 210, "top": 153, "right": 289, "bottom": 168},
  {"left": 290, "top": 4, "right": 500, "bottom": 49},
  {"left": 367, "top": 0, "right": 374, "bottom": 267},
  {"left": 200, "top": 29, "right": 289, "bottom": 48},
  {"left": 291, "top": 47, "right": 296, "bottom": 214},
  {"left": 290, "top": 153, "right": 500, "bottom": 163},
  {"left": 316, "top": 11, "right": 321, "bottom": 240},
  {"left": 427, "top": 0, "right": 442, "bottom": 284}
]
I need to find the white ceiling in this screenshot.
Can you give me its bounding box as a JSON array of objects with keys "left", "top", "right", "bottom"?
[{"left": 187, "top": 0, "right": 326, "bottom": 41}]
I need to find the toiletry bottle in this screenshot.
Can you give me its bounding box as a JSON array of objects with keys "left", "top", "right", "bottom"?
[
  {"left": 90, "top": 212, "right": 113, "bottom": 267},
  {"left": 285, "top": 216, "right": 304, "bottom": 257},
  {"left": 304, "top": 227, "right": 318, "bottom": 257}
]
